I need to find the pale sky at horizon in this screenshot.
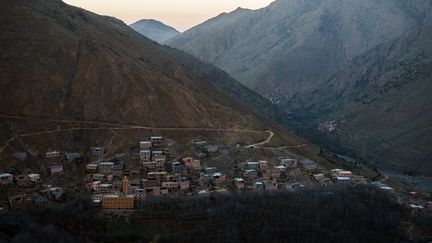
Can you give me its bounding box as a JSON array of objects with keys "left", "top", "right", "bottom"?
[{"left": 63, "top": 0, "right": 275, "bottom": 32}]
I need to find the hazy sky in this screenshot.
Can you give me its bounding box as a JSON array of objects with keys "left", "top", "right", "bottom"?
[{"left": 63, "top": 0, "right": 274, "bottom": 32}]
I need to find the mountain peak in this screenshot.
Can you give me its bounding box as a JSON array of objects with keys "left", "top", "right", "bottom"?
[{"left": 130, "top": 19, "right": 179, "bottom": 43}]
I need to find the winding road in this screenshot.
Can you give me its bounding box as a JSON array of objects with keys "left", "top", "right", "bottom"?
[{"left": 0, "top": 114, "right": 307, "bottom": 153}]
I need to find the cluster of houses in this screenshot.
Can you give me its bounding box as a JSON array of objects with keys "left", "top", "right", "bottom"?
[
  {"left": 311, "top": 168, "right": 367, "bottom": 186},
  {"left": 230, "top": 157, "right": 303, "bottom": 191},
  {"left": 2, "top": 134, "right": 395, "bottom": 212},
  {"left": 85, "top": 136, "right": 206, "bottom": 209},
  {"left": 1, "top": 170, "right": 66, "bottom": 211}
]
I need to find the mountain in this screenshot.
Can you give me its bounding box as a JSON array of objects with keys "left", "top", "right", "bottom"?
[
  {"left": 289, "top": 26, "right": 432, "bottom": 175},
  {"left": 0, "top": 0, "right": 322, "bottom": 171},
  {"left": 130, "top": 19, "right": 179, "bottom": 43},
  {"left": 166, "top": 0, "right": 432, "bottom": 97}
]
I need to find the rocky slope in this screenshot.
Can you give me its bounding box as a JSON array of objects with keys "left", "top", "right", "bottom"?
[
  {"left": 130, "top": 19, "right": 179, "bottom": 43},
  {"left": 0, "top": 0, "right": 322, "bottom": 171},
  {"left": 166, "top": 0, "right": 432, "bottom": 97},
  {"left": 289, "top": 26, "right": 432, "bottom": 175}
]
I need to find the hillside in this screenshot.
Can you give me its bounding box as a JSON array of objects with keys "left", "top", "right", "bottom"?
[
  {"left": 0, "top": 0, "right": 321, "bottom": 172},
  {"left": 288, "top": 26, "right": 432, "bottom": 175},
  {"left": 130, "top": 19, "right": 179, "bottom": 43},
  {"left": 166, "top": 0, "right": 431, "bottom": 97}
]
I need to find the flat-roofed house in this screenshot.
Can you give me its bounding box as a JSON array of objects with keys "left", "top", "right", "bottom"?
[
  {"left": 140, "top": 150, "right": 151, "bottom": 161},
  {"left": 244, "top": 169, "right": 258, "bottom": 179},
  {"left": 139, "top": 140, "right": 152, "bottom": 150},
  {"left": 45, "top": 151, "right": 60, "bottom": 158},
  {"left": 300, "top": 160, "right": 318, "bottom": 170},
  {"left": 233, "top": 178, "right": 245, "bottom": 190},
  {"left": 0, "top": 173, "right": 13, "bottom": 186},
  {"left": 28, "top": 173, "right": 41, "bottom": 182},
  {"left": 49, "top": 165, "right": 64, "bottom": 175},
  {"left": 90, "top": 147, "right": 105, "bottom": 156},
  {"left": 151, "top": 136, "right": 162, "bottom": 147}
]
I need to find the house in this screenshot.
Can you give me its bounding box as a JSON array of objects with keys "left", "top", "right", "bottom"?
[
  {"left": 244, "top": 169, "right": 258, "bottom": 179},
  {"left": 183, "top": 157, "right": 201, "bottom": 170},
  {"left": 259, "top": 160, "right": 269, "bottom": 171},
  {"left": 90, "top": 147, "right": 105, "bottom": 156},
  {"left": 139, "top": 140, "right": 152, "bottom": 150},
  {"left": 92, "top": 194, "right": 104, "bottom": 201},
  {"left": 299, "top": 160, "right": 318, "bottom": 170},
  {"left": 285, "top": 181, "right": 304, "bottom": 191},
  {"left": 313, "top": 174, "right": 331, "bottom": 186},
  {"left": 8, "top": 194, "right": 33, "bottom": 210},
  {"left": 151, "top": 136, "right": 162, "bottom": 147},
  {"left": 254, "top": 181, "right": 264, "bottom": 189},
  {"left": 0, "top": 173, "right": 13, "bottom": 186},
  {"left": 140, "top": 150, "right": 151, "bottom": 161},
  {"left": 89, "top": 181, "right": 101, "bottom": 191},
  {"left": 145, "top": 187, "right": 162, "bottom": 196},
  {"left": 204, "top": 167, "right": 217, "bottom": 174},
  {"left": 147, "top": 172, "right": 167, "bottom": 182},
  {"left": 179, "top": 177, "right": 190, "bottom": 190},
  {"left": 336, "top": 171, "right": 352, "bottom": 177},
  {"left": 161, "top": 181, "right": 179, "bottom": 189},
  {"left": 45, "top": 151, "right": 60, "bottom": 158},
  {"left": 101, "top": 194, "right": 135, "bottom": 209},
  {"left": 91, "top": 174, "right": 104, "bottom": 181},
  {"left": 14, "top": 175, "right": 31, "bottom": 187},
  {"left": 98, "top": 183, "right": 113, "bottom": 193},
  {"left": 98, "top": 162, "right": 114, "bottom": 173},
  {"left": 65, "top": 152, "right": 81, "bottom": 162},
  {"left": 333, "top": 176, "right": 350, "bottom": 184},
  {"left": 171, "top": 161, "right": 185, "bottom": 173},
  {"left": 134, "top": 188, "right": 146, "bottom": 204},
  {"left": 48, "top": 187, "right": 63, "bottom": 200},
  {"left": 86, "top": 163, "right": 98, "bottom": 172},
  {"left": 212, "top": 172, "right": 226, "bottom": 184},
  {"left": 204, "top": 145, "right": 218, "bottom": 153},
  {"left": 28, "top": 173, "right": 41, "bottom": 182},
  {"left": 152, "top": 150, "right": 164, "bottom": 158},
  {"left": 49, "top": 165, "right": 64, "bottom": 175},
  {"left": 233, "top": 178, "right": 245, "bottom": 190},
  {"left": 263, "top": 179, "right": 278, "bottom": 190},
  {"left": 279, "top": 158, "right": 298, "bottom": 169},
  {"left": 246, "top": 162, "right": 260, "bottom": 170}
]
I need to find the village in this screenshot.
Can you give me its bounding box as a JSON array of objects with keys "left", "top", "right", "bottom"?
[{"left": 1, "top": 135, "right": 431, "bottom": 212}]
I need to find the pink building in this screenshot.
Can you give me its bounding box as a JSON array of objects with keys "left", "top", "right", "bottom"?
[
  {"left": 180, "top": 179, "right": 190, "bottom": 190},
  {"left": 233, "top": 178, "right": 245, "bottom": 190},
  {"left": 89, "top": 181, "right": 101, "bottom": 191},
  {"left": 337, "top": 171, "right": 353, "bottom": 177},
  {"left": 259, "top": 160, "right": 269, "bottom": 171},
  {"left": 183, "top": 157, "right": 201, "bottom": 170},
  {"left": 86, "top": 163, "right": 98, "bottom": 172},
  {"left": 140, "top": 150, "right": 151, "bottom": 161},
  {"left": 49, "top": 165, "right": 63, "bottom": 175},
  {"left": 162, "top": 181, "right": 179, "bottom": 188}
]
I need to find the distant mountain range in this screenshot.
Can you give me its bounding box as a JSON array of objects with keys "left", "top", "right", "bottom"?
[
  {"left": 289, "top": 25, "right": 432, "bottom": 175},
  {"left": 166, "top": 0, "right": 432, "bottom": 175},
  {"left": 130, "top": 19, "right": 179, "bottom": 43}
]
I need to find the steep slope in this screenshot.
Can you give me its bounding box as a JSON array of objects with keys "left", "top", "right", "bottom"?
[
  {"left": 0, "top": 0, "right": 324, "bottom": 171},
  {"left": 166, "top": 0, "right": 431, "bottom": 98},
  {"left": 290, "top": 26, "right": 432, "bottom": 175},
  {"left": 130, "top": 19, "right": 179, "bottom": 43}
]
